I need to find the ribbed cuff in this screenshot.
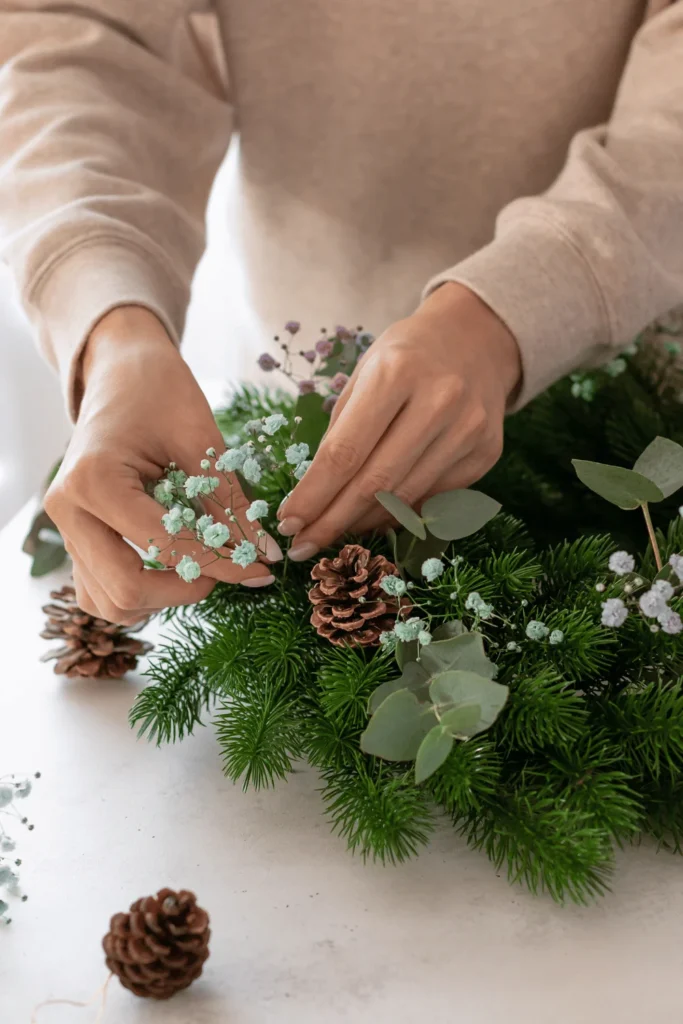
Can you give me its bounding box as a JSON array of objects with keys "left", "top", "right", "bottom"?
[
  {"left": 422, "top": 216, "right": 613, "bottom": 411},
  {"left": 30, "top": 240, "right": 189, "bottom": 420}
]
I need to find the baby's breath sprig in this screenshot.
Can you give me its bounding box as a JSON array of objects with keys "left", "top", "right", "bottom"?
[
  {"left": 0, "top": 772, "right": 40, "bottom": 924},
  {"left": 256, "top": 320, "right": 374, "bottom": 401},
  {"left": 599, "top": 548, "right": 683, "bottom": 634}
]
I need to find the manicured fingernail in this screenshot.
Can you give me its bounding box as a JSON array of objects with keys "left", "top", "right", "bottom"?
[
  {"left": 288, "top": 542, "right": 319, "bottom": 562},
  {"left": 263, "top": 534, "right": 284, "bottom": 562},
  {"left": 277, "top": 493, "right": 292, "bottom": 519},
  {"left": 278, "top": 516, "right": 306, "bottom": 537},
  {"left": 243, "top": 574, "right": 276, "bottom": 588}
]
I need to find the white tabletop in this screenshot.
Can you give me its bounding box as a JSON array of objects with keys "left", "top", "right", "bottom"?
[{"left": 2, "top": 502, "right": 683, "bottom": 1024}]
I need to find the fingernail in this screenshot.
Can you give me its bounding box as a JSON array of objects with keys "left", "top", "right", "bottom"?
[
  {"left": 277, "top": 493, "right": 292, "bottom": 520},
  {"left": 278, "top": 516, "right": 306, "bottom": 537},
  {"left": 288, "top": 542, "right": 319, "bottom": 562},
  {"left": 263, "top": 534, "right": 284, "bottom": 562},
  {"left": 243, "top": 574, "right": 276, "bottom": 588}
]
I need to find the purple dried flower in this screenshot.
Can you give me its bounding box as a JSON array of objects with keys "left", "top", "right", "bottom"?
[
  {"left": 331, "top": 372, "right": 349, "bottom": 394},
  {"left": 335, "top": 325, "right": 353, "bottom": 340},
  {"left": 302, "top": 350, "right": 316, "bottom": 363},
  {"left": 315, "top": 338, "right": 334, "bottom": 357},
  {"left": 322, "top": 394, "right": 338, "bottom": 414},
  {"left": 258, "top": 353, "right": 280, "bottom": 372},
  {"left": 298, "top": 380, "right": 316, "bottom": 395},
  {"left": 284, "top": 320, "right": 301, "bottom": 335}
]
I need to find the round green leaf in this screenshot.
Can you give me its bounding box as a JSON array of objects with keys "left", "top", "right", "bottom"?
[
  {"left": 571, "top": 460, "right": 663, "bottom": 509},
  {"left": 368, "top": 661, "right": 429, "bottom": 714},
  {"left": 419, "top": 631, "right": 495, "bottom": 680},
  {"left": 360, "top": 688, "right": 437, "bottom": 761},
  {"left": 633, "top": 436, "right": 683, "bottom": 499},
  {"left": 396, "top": 639, "right": 419, "bottom": 669},
  {"left": 440, "top": 703, "right": 483, "bottom": 737},
  {"left": 30, "top": 539, "right": 67, "bottom": 578},
  {"left": 375, "top": 492, "right": 426, "bottom": 539},
  {"left": 431, "top": 620, "right": 466, "bottom": 642},
  {"left": 429, "top": 670, "right": 509, "bottom": 732},
  {"left": 414, "top": 727, "right": 454, "bottom": 784},
  {"left": 421, "top": 489, "right": 501, "bottom": 541}
]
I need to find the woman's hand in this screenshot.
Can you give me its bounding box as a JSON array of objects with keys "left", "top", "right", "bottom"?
[
  {"left": 277, "top": 283, "right": 521, "bottom": 559},
  {"left": 45, "top": 306, "right": 281, "bottom": 624}
]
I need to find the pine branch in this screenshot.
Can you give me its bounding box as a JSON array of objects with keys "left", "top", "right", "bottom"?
[
  {"left": 214, "top": 683, "right": 304, "bottom": 790},
  {"left": 320, "top": 763, "right": 434, "bottom": 864},
  {"left": 129, "top": 622, "right": 214, "bottom": 744},
  {"left": 316, "top": 646, "right": 395, "bottom": 729},
  {"left": 427, "top": 738, "right": 502, "bottom": 814},
  {"left": 500, "top": 671, "right": 588, "bottom": 752}
]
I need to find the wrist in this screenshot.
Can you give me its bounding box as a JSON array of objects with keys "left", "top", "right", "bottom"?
[
  {"left": 82, "top": 305, "right": 174, "bottom": 382},
  {"left": 419, "top": 282, "right": 522, "bottom": 404}
]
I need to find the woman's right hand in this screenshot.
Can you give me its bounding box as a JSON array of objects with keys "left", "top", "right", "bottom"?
[{"left": 44, "top": 306, "right": 281, "bottom": 625}]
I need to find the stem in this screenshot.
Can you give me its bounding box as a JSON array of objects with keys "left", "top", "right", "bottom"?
[{"left": 642, "top": 502, "right": 663, "bottom": 572}]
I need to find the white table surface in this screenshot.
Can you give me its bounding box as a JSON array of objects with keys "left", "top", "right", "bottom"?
[{"left": 2, "top": 502, "right": 683, "bottom": 1024}]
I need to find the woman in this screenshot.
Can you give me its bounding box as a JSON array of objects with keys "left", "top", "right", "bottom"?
[{"left": 0, "top": 0, "right": 681, "bottom": 622}]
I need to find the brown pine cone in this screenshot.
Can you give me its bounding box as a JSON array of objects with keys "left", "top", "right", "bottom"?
[
  {"left": 309, "top": 543, "right": 408, "bottom": 647},
  {"left": 103, "top": 888, "right": 210, "bottom": 999},
  {"left": 40, "top": 585, "right": 153, "bottom": 678}
]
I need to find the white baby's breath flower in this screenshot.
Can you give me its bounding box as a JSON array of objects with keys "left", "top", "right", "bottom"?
[
  {"left": 242, "top": 457, "right": 262, "bottom": 484},
  {"left": 147, "top": 545, "right": 161, "bottom": 559},
  {"left": 421, "top": 558, "right": 445, "bottom": 582},
  {"left": 263, "top": 413, "right": 288, "bottom": 435},
  {"left": 380, "top": 575, "right": 407, "bottom": 597},
  {"left": 608, "top": 551, "right": 635, "bottom": 576},
  {"left": 294, "top": 459, "right": 312, "bottom": 480},
  {"left": 216, "top": 448, "right": 247, "bottom": 473},
  {"left": 285, "top": 442, "right": 310, "bottom": 466},
  {"left": 525, "top": 620, "right": 549, "bottom": 640},
  {"left": 185, "top": 475, "right": 219, "bottom": 498},
  {"left": 658, "top": 609, "right": 683, "bottom": 635},
  {"left": 601, "top": 598, "right": 628, "bottom": 627},
  {"left": 669, "top": 554, "right": 683, "bottom": 581},
  {"left": 161, "top": 507, "right": 184, "bottom": 535}
]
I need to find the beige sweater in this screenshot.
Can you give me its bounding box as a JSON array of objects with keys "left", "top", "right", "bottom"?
[{"left": 0, "top": 0, "right": 681, "bottom": 418}]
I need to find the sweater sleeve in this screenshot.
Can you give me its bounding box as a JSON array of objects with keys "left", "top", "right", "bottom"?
[
  {"left": 0, "top": 1, "right": 232, "bottom": 418},
  {"left": 423, "top": 2, "right": 683, "bottom": 410}
]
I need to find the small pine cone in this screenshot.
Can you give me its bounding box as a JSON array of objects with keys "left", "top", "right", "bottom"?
[
  {"left": 40, "top": 585, "right": 153, "bottom": 679},
  {"left": 309, "top": 543, "right": 408, "bottom": 647},
  {"left": 103, "top": 888, "right": 210, "bottom": 999}
]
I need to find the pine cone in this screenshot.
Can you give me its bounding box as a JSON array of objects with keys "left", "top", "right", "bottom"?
[
  {"left": 309, "top": 543, "right": 408, "bottom": 646},
  {"left": 103, "top": 888, "right": 210, "bottom": 999},
  {"left": 40, "top": 585, "right": 153, "bottom": 678}
]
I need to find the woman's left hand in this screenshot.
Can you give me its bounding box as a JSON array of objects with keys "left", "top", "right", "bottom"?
[{"left": 277, "top": 282, "right": 522, "bottom": 560}]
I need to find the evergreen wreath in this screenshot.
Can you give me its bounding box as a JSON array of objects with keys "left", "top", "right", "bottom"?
[{"left": 129, "top": 317, "right": 683, "bottom": 904}]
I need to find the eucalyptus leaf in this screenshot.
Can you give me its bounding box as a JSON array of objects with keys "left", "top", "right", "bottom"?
[
  {"left": 360, "top": 688, "right": 437, "bottom": 761},
  {"left": 395, "top": 530, "right": 449, "bottom": 577},
  {"left": 421, "top": 489, "right": 501, "bottom": 541},
  {"left": 396, "top": 639, "right": 419, "bottom": 669},
  {"left": 386, "top": 527, "right": 400, "bottom": 567},
  {"left": 440, "top": 703, "right": 483, "bottom": 737},
  {"left": 375, "top": 492, "right": 426, "bottom": 539},
  {"left": 30, "top": 539, "right": 67, "bottom": 578},
  {"left": 414, "top": 727, "right": 454, "bottom": 784},
  {"left": 293, "top": 391, "right": 328, "bottom": 456},
  {"left": 431, "top": 620, "right": 466, "bottom": 642},
  {"left": 633, "top": 436, "right": 683, "bottom": 499},
  {"left": 429, "top": 670, "right": 509, "bottom": 732},
  {"left": 22, "top": 509, "right": 56, "bottom": 556},
  {"left": 654, "top": 564, "right": 676, "bottom": 584},
  {"left": 571, "top": 460, "right": 663, "bottom": 509},
  {"left": 369, "top": 661, "right": 429, "bottom": 714},
  {"left": 419, "top": 631, "right": 495, "bottom": 680}
]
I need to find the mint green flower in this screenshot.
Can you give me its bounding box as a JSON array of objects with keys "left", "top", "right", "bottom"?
[
  {"left": 421, "top": 558, "right": 444, "bottom": 582},
  {"left": 216, "top": 448, "right": 246, "bottom": 472},
  {"left": 379, "top": 631, "right": 398, "bottom": 651},
  {"left": 200, "top": 459, "right": 211, "bottom": 470},
  {"left": 549, "top": 629, "right": 564, "bottom": 645},
  {"left": 526, "top": 620, "right": 549, "bottom": 640},
  {"left": 286, "top": 442, "right": 310, "bottom": 466},
  {"left": 153, "top": 480, "right": 175, "bottom": 508},
  {"left": 393, "top": 617, "right": 424, "bottom": 642},
  {"left": 263, "top": 413, "right": 288, "bottom": 435},
  {"left": 175, "top": 555, "right": 201, "bottom": 582},
  {"left": 417, "top": 630, "right": 432, "bottom": 645},
  {"left": 202, "top": 522, "right": 230, "bottom": 548},
  {"left": 231, "top": 540, "right": 258, "bottom": 568},
  {"left": 246, "top": 500, "right": 269, "bottom": 522},
  {"left": 242, "top": 457, "right": 262, "bottom": 484},
  {"left": 147, "top": 545, "right": 161, "bottom": 559},
  {"left": 182, "top": 508, "right": 196, "bottom": 525},
  {"left": 294, "top": 459, "right": 311, "bottom": 480},
  {"left": 167, "top": 469, "right": 187, "bottom": 488},
  {"left": 465, "top": 592, "right": 494, "bottom": 619},
  {"left": 161, "top": 507, "right": 184, "bottom": 535},
  {"left": 244, "top": 419, "right": 263, "bottom": 435},
  {"left": 380, "top": 575, "right": 407, "bottom": 597},
  {"left": 185, "top": 475, "right": 219, "bottom": 498},
  {"left": 196, "top": 514, "right": 214, "bottom": 537}
]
